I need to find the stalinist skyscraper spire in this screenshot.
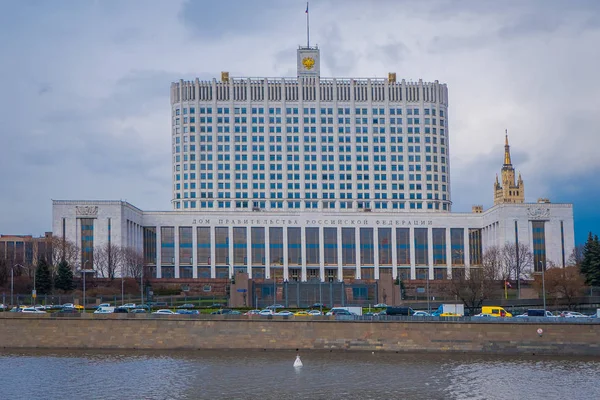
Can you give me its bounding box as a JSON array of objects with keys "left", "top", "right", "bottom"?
[{"left": 494, "top": 130, "right": 525, "bottom": 204}]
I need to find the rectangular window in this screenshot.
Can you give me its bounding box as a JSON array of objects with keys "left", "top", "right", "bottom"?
[
  {"left": 215, "top": 227, "right": 229, "bottom": 265},
  {"left": 414, "top": 228, "right": 428, "bottom": 265},
  {"left": 324, "top": 227, "right": 338, "bottom": 265},
  {"left": 251, "top": 227, "right": 265, "bottom": 265},
  {"left": 197, "top": 227, "right": 211, "bottom": 264},
  {"left": 532, "top": 221, "right": 546, "bottom": 272},
  {"left": 378, "top": 228, "right": 392, "bottom": 265},
  {"left": 306, "top": 227, "right": 320, "bottom": 265},
  {"left": 233, "top": 227, "right": 247, "bottom": 265},
  {"left": 143, "top": 227, "right": 157, "bottom": 265},
  {"left": 80, "top": 218, "right": 94, "bottom": 268},
  {"left": 396, "top": 228, "right": 410, "bottom": 265},
  {"left": 287, "top": 227, "right": 302, "bottom": 265},
  {"left": 269, "top": 227, "right": 284, "bottom": 265},
  {"left": 342, "top": 227, "right": 356, "bottom": 265},
  {"left": 360, "top": 228, "right": 374, "bottom": 265},
  {"left": 469, "top": 228, "right": 482, "bottom": 266},
  {"left": 161, "top": 227, "right": 175, "bottom": 265},
  {"left": 179, "top": 227, "right": 193, "bottom": 265},
  {"left": 450, "top": 228, "right": 464, "bottom": 265},
  {"left": 432, "top": 228, "right": 446, "bottom": 265}
]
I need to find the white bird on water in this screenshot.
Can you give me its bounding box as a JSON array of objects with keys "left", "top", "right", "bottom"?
[{"left": 293, "top": 354, "right": 303, "bottom": 368}]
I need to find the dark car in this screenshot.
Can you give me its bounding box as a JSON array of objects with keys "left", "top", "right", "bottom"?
[
  {"left": 211, "top": 309, "right": 233, "bottom": 315},
  {"left": 113, "top": 307, "right": 129, "bottom": 313},
  {"left": 177, "top": 303, "right": 195, "bottom": 309},
  {"left": 527, "top": 309, "right": 546, "bottom": 317},
  {"left": 330, "top": 309, "right": 353, "bottom": 316},
  {"left": 312, "top": 303, "right": 326, "bottom": 309},
  {"left": 384, "top": 306, "right": 415, "bottom": 316},
  {"left": 177, "top": 309, "right": 199, "bottom": 315},
  {"left": 57, "top": 308, "right": 79, "bottom": 314}
]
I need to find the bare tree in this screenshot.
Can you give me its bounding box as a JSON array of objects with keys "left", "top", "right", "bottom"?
[
  {"left": 567, "top": 244, "right": 585, "bottom": 267},
  {"left": 94, "top": 243, "right": 122, "bottom": 280},
  {"left": 443, "top": 248, "right": 502, "bottom": 315},
  {"left": 50, "top": 237, "right": 80, "bottom": 268},
  {"left": 120, "top": 247, "right": 144, "bottom": 279},
  {"left": 533, "top": 265, "right": 586, "bottom": 309},
  {"left": 501, "top": 242, "right": 533, "bottom": 280}
]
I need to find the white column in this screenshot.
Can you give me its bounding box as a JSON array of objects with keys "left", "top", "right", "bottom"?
[
  {"left": 446, "top": 228, "right": 452, "bottom": 279},
  {"left": 283, "top": 227, "right": 289, "bottom": 281},
  {"left": 319, "top": 226, "right": 325, "bottom": 282},
  {"left": 337, "top": 227, "right": 343, "bottom": 282},
  {"left": 210, "top": 227, "right": 216, "bottom": 279},
  {"left": 301, "top": 226, "right": 307, "bottom": 282},
  {"left": 228, "top": 226, "right": 234, "bottom": 278},
  {"left": 464, "top": 228, "right": 471, "bottom": 275},
  {"left": 246, "top": 227, "right": 252, "bottom": 277},
  {"left": 192, "top": 226, "right": 198, "bottom": 279},
  {"left": 174, "top": 226, "right": 180, "bottom": 278},
  {"left": 265, "top": 227, "right": 271, "bottom": 279},
  {"left": 156, "top": 226, "right": 162, "bottom": 279},
  {"left": 409, "top": 227, "right": 416, "bottom": 280},
  {"left": 355, "top": 227, "right": 361, "bottom": 279},
  {"left": 391, "top": 227, "right": 398, "bottom": 279},
  {"left": 373, "top": 227, "right": 380, "bottom": 279},
  {"left": 427, "top": 227, "right": 434, "bottom": 280}
]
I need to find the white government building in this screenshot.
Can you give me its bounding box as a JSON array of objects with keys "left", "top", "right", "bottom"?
[{"left": 52, "top": 45, "right": 574, "bottom": 282}]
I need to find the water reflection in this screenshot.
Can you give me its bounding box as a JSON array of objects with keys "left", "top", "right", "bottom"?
[{"left": 0, "top": 349, "right": 598, "bottom": 400}]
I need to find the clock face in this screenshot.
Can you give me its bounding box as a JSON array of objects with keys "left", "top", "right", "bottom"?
[{"left": 302, "top": 57, "right": 315, "bottom": 70}]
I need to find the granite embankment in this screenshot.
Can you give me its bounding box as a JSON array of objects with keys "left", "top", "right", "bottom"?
[{"left": 1, "top": 314, "right": 598, "bottom": 355}]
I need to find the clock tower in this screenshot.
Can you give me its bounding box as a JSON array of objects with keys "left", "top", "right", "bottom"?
[{"left": 297, "top": 46, "right": 320, "bottom": 77}]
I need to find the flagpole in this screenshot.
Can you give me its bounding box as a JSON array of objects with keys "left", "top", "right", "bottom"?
[{"left": 306, "top": 2, "right": 310, "bottom": 47}]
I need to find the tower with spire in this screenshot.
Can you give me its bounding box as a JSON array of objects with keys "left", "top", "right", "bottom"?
[{"left": 494, "top": 131, "right": 524, "bottom": 205}]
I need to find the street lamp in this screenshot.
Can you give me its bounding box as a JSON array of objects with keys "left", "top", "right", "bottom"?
[
  {"left": 81, "top": 260, "right": 90, "bottom": 313},
  {"left": 140, "top": 264, "right": 144, "bottom": 307},
  {"left": 539, "top": 261, "right": 546, "bottom": 312},
  {"left": 10, "top": 264, "right": 26, "bottom": 307}
]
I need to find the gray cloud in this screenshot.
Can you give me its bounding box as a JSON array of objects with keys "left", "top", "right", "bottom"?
[{"left": 0, "top": 0, "right": 599, "bottom": 243}]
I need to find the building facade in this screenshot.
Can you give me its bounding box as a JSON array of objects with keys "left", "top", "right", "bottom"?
[
  {"left": 170, "top": 46, "right": 451, "bottom": 213},
  {"left": 51, "top": 46, "right": 575, "bottom": 282}
]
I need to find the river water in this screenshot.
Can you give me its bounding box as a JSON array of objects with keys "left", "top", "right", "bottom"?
[{"left": 0, "top": 349, "right": 598, "bottom": 400}]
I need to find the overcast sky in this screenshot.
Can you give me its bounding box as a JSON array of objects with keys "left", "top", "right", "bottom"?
[{"left": 1, "top": 0, "right": 599, "bottom": 244}]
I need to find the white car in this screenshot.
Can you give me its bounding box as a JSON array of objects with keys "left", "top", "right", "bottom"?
[
  {"left": 563, "top": 312, "right": 588, "bottom": 318},
  {"left": 21, "top": 307, "right": 46, "bottom": 314},
  {"left": 374, "top": 303, "right": 388, "bottom": 308},
  {"left": 153, "top": 309, "right": 176, "bottom": 315},
  {"left": 412, "top": 311, "right": 430, "bottom": 317},
  {"left": 94, "top": 307, "right": 115, "bottom": 314},
  {"left": 274, "top": 310, "right": 294, "bottom": 316},
  {"left": 122, "top": 303, "right": 137, "bottom": 309},
  {"left": 244, "top": 309, "right": 261, "bottom": 315},
  {"left": 0, "top": 303, "right": 6, "bottom": 310},
  {"left": 308, "top": 310, "right": 322, "bottom": 316},
  {"left": 62, "top": 303, "right": 75, "bottom": 308},
  {"left": 258, "top": 309, "right": 274, "bottom": 316}
]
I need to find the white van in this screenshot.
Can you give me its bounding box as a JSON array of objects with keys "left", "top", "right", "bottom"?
[{"left": 94, "top": 306, "right": 115, "bottom": 314}]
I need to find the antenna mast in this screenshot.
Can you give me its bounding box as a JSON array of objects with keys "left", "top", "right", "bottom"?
[{"left": 306, "top": 2, "right": 310, "bottom": 47}]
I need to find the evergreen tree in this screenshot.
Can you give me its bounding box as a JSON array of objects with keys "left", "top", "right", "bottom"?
[
  {"left": 581, "top": 232, "right": 600, "bottom": 286},
  {"left": 54, "top": 260, "right": 74, "bottom": 292},
  {"left": 35, "top": 258, "right": 52, "bottom": 295}
]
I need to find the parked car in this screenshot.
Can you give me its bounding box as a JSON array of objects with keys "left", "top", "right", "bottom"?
[
  {"left": 21, "top": 307, "right": 46, "bottom": 314},
  {"left": 473, "top": 313, "right": 495, "bottom": 318},
  {"left": 244, "top": 309, "right": 261, "bottom": 315},
  {"left": 274, "top": 310, "right": 294, "bottom": 316},
  {"left": 0, "top": 304, "right": 6, "bottom": 311},
  {"left": 177, "top": 303, "right": 195, "bottom": 309},
  {"left": 153, "top": 309, "right": 177, "bottom": 315},
  {"left": 384, "top": 307, "right": 415, "bottom": 316},
  {"left": 94, "top": 303, "right": 111, "bottom": 309},
  {"left": 211, "top": 309, "right": 233, "bottom": 315},
  {"left": 228, "top": 310, "right": 242, "bottom": 315},
  {"left": 561, "top": 311, "right": 588, "bottom": 318},
  {"left": 308, "top": 310, "right": 322, "bottom": 316},
  {"left": 294, "top": 311, "right": 310, "bottom": 317},
  {"left": 121, "top": 303, "right": 136, "bottom": 309},
  {"left": 113, "top": 307, "right": 129, "bottom": 313},
  {"left": 326, "top": 308, "right": 354, "bottom": 316},
  {"left": 412, "top": 311, "right": 430, "bottom": 317},
  {"left": 374, "top": 303, "right": 388, "bottom": 308},
  {"left": 176, "top": 309, "right": 199, "bottom": 315},
  {"left": 312, "top": 303, "right": 326, "bottom": 309},
  {"left": 266, "top": 304, "right": 285, "bottom": 310},
  {"left": 258, "top": 309, "right": 274, "bottom": 316},
  {"left": 57, "top": 308, "right": 79, "bottom": 314},
  {"left": 130, "top": 308, "right": 147, "bottom": 314},
  {"left": 62, "top": 303, "right": 84, "bottom": 310}
]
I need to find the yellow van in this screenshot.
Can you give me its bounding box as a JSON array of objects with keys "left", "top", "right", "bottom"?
[{"left": 481, "top": 306, "right": 512, "bottom": 317}]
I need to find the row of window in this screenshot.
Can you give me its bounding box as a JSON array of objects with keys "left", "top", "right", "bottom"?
[
  {"left": 175, "top": 107, "right": 447, "bottom": 117},
  {"left": 172, "top": 200, "right": 449, "bottom": 211},
  {"left": 174, "top": 116, "right": 445, "bottom": 126}
]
